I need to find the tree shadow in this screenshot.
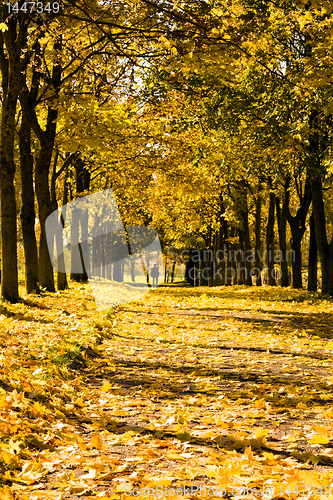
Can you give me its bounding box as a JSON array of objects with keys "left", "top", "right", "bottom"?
[{"left": 78, "top": 352, "right": 333, "bottom": 465}]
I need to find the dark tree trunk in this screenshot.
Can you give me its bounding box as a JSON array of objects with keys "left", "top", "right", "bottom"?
[
  {"left": 266, "top": 192, "right": 276, "bottom": 286},
  {"left": 171, "top": 259, "right": 177, "bottom": 282},
  {"left": 131, "top": 259, "right": 136, "bottom": 282},
  {"left": 208, "top": 246, "right": 214, "bottom": 287},
  {"left": 310, "top": 177, "right": 333, "bottom": 295},
  {"left": 70, "top": 207, "right": 83, "bottom": 282},
  {"left": 35, "top": 142, "right": 56, "bottom": 292},
  {"left": 140, "top": 255, "right": 151, "bottom": 287},
  {"left": 225, "top": 226, "right": 235, "bottom": 286},
  {"left": 57, "top": 169, "right": 69, "bottom": 290},
  {"left": 225, "top": 239, "right": 233, "bottom": 286},
  {"left": 0, "top": 19, "right": 29, "bottom": 301},
  {"left": 275, "top": 194, "right": 289, "bottom": 287},
  {"left": 19, "top": 87, "right": 39, "bottom": 294},
  {"left": 228, "top": 227, "right": 237, "bottom": 285},
  {"left": 308, "top": 211, "right": 317, "bottom": 292},
  {"left": 286, "top": 176, "right": 311, "bottom": 289},
  {"left": 71, "top": 157, "right": 90, "bottom": 282},
  {"left": 50, "top": 153, "right": 74, "bottom": 291},
  {"left": 204, "top": 226, "right": 212, "bottom": 286},
  {"left": 290, "top": 229, "right": 303, "bottom": 288},
  {"left": 0, "top": 170, "right": 18, "bottom": 301},
  {"left": 200, "top": 250, "right": 206, "bottom": 286},
  {"left": 236, "top": 229, "right": 244, "bottom": 285},
  {"left": 212, "top": 232, "right": 218, "bottom": 286},
  {"left": 101, "top": 224, "right": 106, "bottom": 279},
  {"left": 307, "top": 107, "right": 333, "bottom": 295},
  {"left": 32, "top": 37, "right": 62, "bottom": 292},
  {"left": 240, "top": 188, "right": 252, "bottom": 286},
  {"left": 254, "top": 195, "right": 262, "bottom": 286},
  {"left": 218, "top": 217, "right": 227, "bottom": 286},
  {"left": 106, "top": 231, "right": 112, "bottom": 280},
  {"left": 92, "top": 215, "right": 101, "bottom": 277}
]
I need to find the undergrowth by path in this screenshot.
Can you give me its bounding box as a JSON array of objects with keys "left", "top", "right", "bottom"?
[{"left": 1, "top": 283, "right": 333, "bottom": 499}]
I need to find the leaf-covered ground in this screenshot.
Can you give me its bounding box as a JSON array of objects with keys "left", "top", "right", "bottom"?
[{"left": 1, "top": 283, "right": 333, "bottom": 499}]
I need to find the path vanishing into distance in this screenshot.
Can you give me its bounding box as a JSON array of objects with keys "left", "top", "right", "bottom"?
[{"left": 1, "top": 283, "right": 333, "bottom": 499}]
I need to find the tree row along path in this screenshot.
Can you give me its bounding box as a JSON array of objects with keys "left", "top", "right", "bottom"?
[{"left": 1, "top": 284, "right": 333, "bottom": 499}]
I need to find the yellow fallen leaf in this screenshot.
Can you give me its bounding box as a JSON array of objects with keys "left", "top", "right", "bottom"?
[
  {"left": 80, "top": 468, "right": 97, "bottom": 479},
  {"left": 310, "top": 435, "right": 330, "bottom": 445},
  {"left": 90, "top": 434, "right": 105, "bottom": 450},
  {"left": 255, "top": 428, "right": 269, "bottom": 438},
  {"left": 101, "top": 380, "right": 113, "bottom": 392},
  {"left": 116, "top": 482, "right": 132, "bottom": 493},
  {"left": 145, "top": 476, "right": 173, "bottom": 487},
  {"left": 165, "top": 453, "right": 186, "bottom": 461},
  {"left": 0, "top": 488, "right": 14, "bottom": 500},
  {"left": 77, "top": 439, "right": 88, "bottom": 451},
  {"left": 313, "top": 426, "right": 329, "bottom": 434},
  {"left": 14, "top": 460, "right": 46, "bottom": 484},
  {"left": 216, "top": 419, "right": 229, "bottom": 429},
  {"left": 146, "top": 448, "right": 158, "bottom": 457},
  {"left": 295, "top": 469, "right": 322, "bottom": 486}
]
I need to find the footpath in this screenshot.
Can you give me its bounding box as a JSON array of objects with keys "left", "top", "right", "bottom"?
[{"left": 1, "top": 284, "right": 333, "bottom": 499}]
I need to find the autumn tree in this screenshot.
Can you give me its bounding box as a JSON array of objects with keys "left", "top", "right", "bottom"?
[{"left": 0, "top": 10, "right": 31, "bottom": 301}]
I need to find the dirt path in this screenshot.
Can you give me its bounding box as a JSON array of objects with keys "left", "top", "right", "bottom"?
[{"left": 5, "top": 285, "right": 333, "bottom": 499}]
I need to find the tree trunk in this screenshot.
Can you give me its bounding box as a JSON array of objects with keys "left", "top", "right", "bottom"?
[
  {"left": 236, "top": 229, "right": 244, "bottom": 285},
  {"left": 0, "top": 171, "right": 18, "bottom": 301},
  {"left": 254, "top": 195, "right": 262, "bottom": 286},
  {"left": 204, "top": 226, "right": 212, "bottom": 286},
  {"left": 310, "top": 177, "right": 333, "bottom": 295},
  {"left": 0, "top": 19, "right": 29, "bottom": 301},
  {"left": 72, "top": 157, "right": 90, "bottom": 282},
  {"left": 19, "top": 87, "right": 39, "bottom": 294},
  {"left": 32, "top": 37, "right": 62, "bottom": 292},
  {"left": 286, "top": 176, "right": 311, "bottom": 289},
  {"left": 308, "top": 108, "right": 333, "bottom": 295},
  {"left": 70, "top": 207, "right": 83, "bottom": 282},
  {"left": 308, "top": 211, "right": 317, "bottom": 292},
  {"left": 218, "top": 217, "right": 227, "bottom": 286},
  {"left": 289, "top": 227, "right": 303, "bottom": 288},
  {"left": 171, "top": 258, "right": 177, "bottom": 282},
  {"left": 228, "top": 227, "right": 237, "bottom": 286},
  {"left": 57, "top": 169, "right": 69, "bottom": 290},
  {"left": 240, "top": 189, "right": 252, "bottom": 286},
  {"left": 106, "top": 231, "right": 112, "bottom": 280},
  {"left": 213, "top": 232, "right": 219, "bottom": 286},
  {"left": 225, "top": 226, "right": 234, "bottom": 286},
  {"left": 266, "top": 192, "right": 276, "bottom": 286},
  {"left": 275, "top": 195, "right": 289, "bottom": 287},
  {"left": 92, "top": 215, "right": 101, "bottom": 277},
  {"left": 50, "top": 153, "right": 73, "bottom": 291},
  {"left": 35, "top": 142, "right": 56, "bottom": 292},
  {"left": 131, "top": 259, "right": 136, "bottom": 282}
]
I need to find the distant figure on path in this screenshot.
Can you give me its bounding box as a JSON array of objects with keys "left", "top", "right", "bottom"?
[{"left": 151, "top": 264, "right": 159, "bottom": 286}]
